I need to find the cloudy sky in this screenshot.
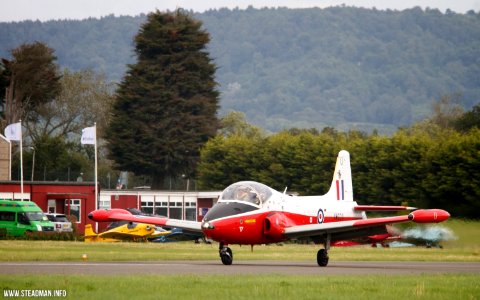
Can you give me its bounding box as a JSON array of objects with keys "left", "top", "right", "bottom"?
[{"left": 1, "top": 0, "right": 479, "bottom": 22}]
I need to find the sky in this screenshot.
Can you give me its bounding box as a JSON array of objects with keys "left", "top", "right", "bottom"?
[{"left": 1, "top": 0, "right": 479, "bottom": 22}]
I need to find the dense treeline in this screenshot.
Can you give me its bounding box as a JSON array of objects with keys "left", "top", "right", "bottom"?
[
  {"left": 1, "top": 7, "right": 479, "bottom": 132},
  {"left": 0, "top": 15, "right": 143, "bottom": 80},
  {"left": 202, "top": 7, "right": 480, "bottom": 132},
  {"left": 197, "top": 124, "right": 480, "bottom": 218}
]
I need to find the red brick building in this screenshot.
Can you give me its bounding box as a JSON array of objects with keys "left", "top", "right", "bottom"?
[
  {"left": 0, "top": 181, "right": 97, "bottom": 234},
  {"left": 0, "top": 181, "right": 220, "bottom": 234}
]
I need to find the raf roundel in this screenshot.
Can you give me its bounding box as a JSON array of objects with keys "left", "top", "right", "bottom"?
[{"left": 317, "top": 209, "right": 325, "bottom": 224}]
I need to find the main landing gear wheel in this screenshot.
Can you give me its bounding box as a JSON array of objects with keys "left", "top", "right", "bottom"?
[
  {"left": 220, "top": 246, "right": 233, "bottom": 265},
  {"left": 317, "top": 249, "right": 329, "bottom": 267}
]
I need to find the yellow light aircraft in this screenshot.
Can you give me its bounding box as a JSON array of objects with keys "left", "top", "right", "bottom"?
[{"left": 84, "top": 223, "right": 171, "bottom": 242}]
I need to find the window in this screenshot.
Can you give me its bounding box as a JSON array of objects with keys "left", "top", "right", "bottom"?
[
  {"left": 65, "top": 199, "right": 81, "bottom": 223},
  {"left": 186, "top": 202, "right": 196, "bottom": 221},
  {"left": 25, "top": 212, "right": 46, "bottom": 221},
  {"left": 99, "top": 195, "right": 111, "bottom": 210},
  {"left": 155, "top": 207, "right": 168, "bottom": 217},
  {"left": 154, "top": 198, "right": 168, "bottom": 217},
  {"left": 169, "top": 207, "right": 182, "bottom": 219},
  {"left": 0, "top": 211, "right": 15, "bottom": 222},
  {"left": 141, "top": 195, "right": 155, "bottom": 214},
  {"left": 141, "top": 201, "right": 153, "bottom": 214},
  {"left": 47, "top": 199, "right": 56, "bottom": 213},
  {"left": 169, "top": 200, "right": 182, "bottom": 219},
  {"left": 13, "top": 193, "right": 31, "bottom": 201},
  {"left": 17, "top": 213, "right": 30, "bottom": 225}
]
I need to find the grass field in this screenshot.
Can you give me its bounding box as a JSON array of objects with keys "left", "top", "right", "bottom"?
[
  {"left": 0, "top": 274, "right": 478, "bottom": 300},
  {"left": 0, "top": 219, "right": 478, "bottom": 299},
  {"left": 0, "top": 240, "right": 479, "bottom": 263},
  {"left": 0, "top": 219, "right": 478, "bottom": 262}
]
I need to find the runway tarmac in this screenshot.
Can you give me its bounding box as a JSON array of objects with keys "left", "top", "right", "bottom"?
[{"left": 1, "top": 261, "right": 479, "bottom": 275}]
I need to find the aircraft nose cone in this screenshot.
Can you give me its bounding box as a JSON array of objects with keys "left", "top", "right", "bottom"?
[
  {"left": 439, "top": 210, "right": 450, "bottom": 221},
  {"left": 201, "top": 221, "right": 215, "bottom": 230},
  {"left": 88, "top": 212, "right": 93, "bottom": 220}
]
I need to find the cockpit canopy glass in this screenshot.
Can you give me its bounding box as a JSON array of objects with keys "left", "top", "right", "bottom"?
[{"left": 219, "top": 181, "right": 273, "bottom": 205}]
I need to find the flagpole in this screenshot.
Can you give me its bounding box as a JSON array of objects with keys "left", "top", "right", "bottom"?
[
  {"left": 80, "top": 124, "right": 98, "bottom": 231},
  {"left": 8, "top": 137, "right": 11, "bottom": 181},
  {"left": 19, "top": 120, "right": 24, "bottom": 201},
  {"left": 94, "top": 123, "right": 98, "bottom": 210},
  {"left": 94, "top": 123, "right": 98, "bottom": 232}
]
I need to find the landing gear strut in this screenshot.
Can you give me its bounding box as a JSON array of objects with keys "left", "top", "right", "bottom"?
[
  {"left": 219, "top": 242, "right": 233, "bottom": 265},
  {"left": 317, "top": 234, "right": 331, "bottom": 267}
]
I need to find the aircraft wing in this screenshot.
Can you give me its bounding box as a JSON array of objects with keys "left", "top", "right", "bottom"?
[
  {"left": 353, "top": 205, "right": 417, "bottom": 211},
  {"left": 284, "top": 209, "right": 449, "bottom": 240},
  {"left": 97, "top": 230, "right": 166, "bottom": 240},
  {"left": 88, "top": 209, "right": 203, "bottom": 232}
]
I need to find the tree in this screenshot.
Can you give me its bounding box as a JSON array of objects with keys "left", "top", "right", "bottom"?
[
  {"left": 454, "top": 103, "right": 480, "bottom": 132},
  {"left": 22, "top": 68, "right": 116, "bottom": 185},
  {"left": 429, "top": 94, "right": 465, "bottom": 130},
  {"left": 12, "top": 135, "right": 90, "bottom": 182},
  {"left": 25, "top": 68, "right": 115, "bottom": 144},
  {"left": 218, "top": 111, "right": 264, "bottom": 138},
  {"left": 107, "top": 10, "right": 219, "bottom": 189},
  {"left": 421, "top": 129, "right": 480, "bottom": 218},
  {"left": 0, "top": 42, "right": 61, "bottom": 127}
]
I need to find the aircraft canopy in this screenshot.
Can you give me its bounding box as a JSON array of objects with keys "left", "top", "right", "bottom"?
[{"left": 219, "top": 181, "right": 273, "bottom": 205}]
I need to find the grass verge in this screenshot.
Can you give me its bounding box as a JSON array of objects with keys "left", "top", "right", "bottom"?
[
  {"left": 0, "top": 240, "right": 479, "bottom": 262},
  {"left": 0, "top": 219, "right": 478, "bottom": 262}
]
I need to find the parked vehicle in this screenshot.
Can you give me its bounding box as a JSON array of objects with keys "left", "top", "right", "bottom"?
[
  {"left": 46, "top": 213, "right": 73, "bottom": 233},
  {"left": 0, "top": 200, "right": 55, "bottom": 237}
]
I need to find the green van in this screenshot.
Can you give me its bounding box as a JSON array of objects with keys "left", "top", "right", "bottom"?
[{"left": 0, "top": 200, "right": 55, "bottom": 237}]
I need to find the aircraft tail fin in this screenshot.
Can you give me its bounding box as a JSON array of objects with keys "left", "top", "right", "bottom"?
[
  {"left": 326, "top": 150, "right": 353, "bottom": 201},
  {"left": 84, "top": 224, "right": 97, "bottom": 238}
]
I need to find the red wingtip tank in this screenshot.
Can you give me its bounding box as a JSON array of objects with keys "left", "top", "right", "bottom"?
[{"left": 408, "top": 209, "right": 450, "bottom": 223}]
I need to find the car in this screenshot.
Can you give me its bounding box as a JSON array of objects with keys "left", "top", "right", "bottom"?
[{"left": 45, "top": 213, "right": 73, "bottom": 233}]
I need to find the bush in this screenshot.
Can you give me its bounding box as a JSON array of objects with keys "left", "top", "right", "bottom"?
[{"left": 0, "top": 231, "right": 82, "bottom": 241}]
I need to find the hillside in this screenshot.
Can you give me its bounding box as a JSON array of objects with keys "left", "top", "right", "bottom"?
[{"left": 1, "top": 7, "right": 479, "bottom": 133}]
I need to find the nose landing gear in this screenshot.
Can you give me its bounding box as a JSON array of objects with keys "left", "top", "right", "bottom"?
[{"left": 219, "top": 242, "right": 233, "bottom": 265}]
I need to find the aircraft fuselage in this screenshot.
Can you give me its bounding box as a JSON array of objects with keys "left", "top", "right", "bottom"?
[{"left": 201, "top": 181, "right": 364, "bottom": 245}]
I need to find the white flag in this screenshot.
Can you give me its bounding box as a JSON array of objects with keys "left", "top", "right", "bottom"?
[
  {"left": 4, "top": 122, "right": 22, "bottom": 141},
  {"left": 81, "top": 126, "right": 96, "bottom": 145}
]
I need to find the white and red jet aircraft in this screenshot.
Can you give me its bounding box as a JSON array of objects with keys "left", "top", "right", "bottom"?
[{"left": 88, "top": 150, "right": 450, "bottom": 266}]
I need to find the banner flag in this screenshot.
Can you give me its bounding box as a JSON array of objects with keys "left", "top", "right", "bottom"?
[
  {"left": 81, "top": 126, "right": 96, "bottom": 145},
  {"left": 4, "top": 122, "right": 21, "bottom": 141}
]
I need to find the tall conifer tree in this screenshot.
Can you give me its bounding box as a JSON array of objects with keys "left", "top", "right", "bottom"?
[
  {"left": 107, "top": 10, "right": 219, "bottom": 188},
  {"left": 1, "top": 42, "right": 61, "bottom": 126}
]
